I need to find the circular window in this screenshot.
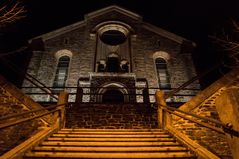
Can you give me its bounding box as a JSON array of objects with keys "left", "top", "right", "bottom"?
[{"left": 100, "top": 30, "right": 127, "bottom": 45}]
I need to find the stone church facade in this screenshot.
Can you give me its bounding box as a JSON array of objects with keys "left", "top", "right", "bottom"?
[{"left": 22, "top": 5, "right": 199, "bottom": 103}]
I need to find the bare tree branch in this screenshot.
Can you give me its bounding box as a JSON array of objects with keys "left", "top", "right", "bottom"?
[
  {"left": 231, "top": 19, "right": 239, "bottom": 32},
  {"left": 209, "top": 35, "right": 239, "bottom": 52},
  {"left": 0, "top": 46, "right": 28, "bottom": 57},
  {"left": 0, "top": 1, "right": 26, "bottom": 28},
  {"left": 209, "top": 20, "right": 239, "bottom": 68}
]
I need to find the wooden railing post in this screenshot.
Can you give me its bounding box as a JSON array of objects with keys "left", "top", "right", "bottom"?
[
  {"left": 215, "top": 86, "right": 239, "bottom": 159},
  {"left": 155, "top": 90, "right": 169, "bottom": 129},
  {"left": 57, "top": 91, "right": 69, "bottom": 128}
]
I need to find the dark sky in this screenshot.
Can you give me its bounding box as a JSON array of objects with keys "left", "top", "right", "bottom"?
[
  {"left": 3, "top": 0, "right": 238, "bottom": 45},
  {"left": 1, "top": 0, "right": 239, "bottom": 86}
]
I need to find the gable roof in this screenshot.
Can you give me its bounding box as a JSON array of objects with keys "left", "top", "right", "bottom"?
[
  {"left": 84, "top": 5, "right": 142, "bottom": 21},
  {"left": 29, "top": 5, "right": 195, "bottom": 46},
  {"left": 142, "top": 23, "right": 196, "bottom": 46}
]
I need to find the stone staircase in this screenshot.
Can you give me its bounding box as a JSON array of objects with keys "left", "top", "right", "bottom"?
[
  {"left": 0, "top": 82, "right": 44, "bottom": 156},
  {"left": 23, "top": 128, "right": 196, "bottom": 159}
]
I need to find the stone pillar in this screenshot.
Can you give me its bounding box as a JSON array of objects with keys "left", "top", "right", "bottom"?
[{"left": 215, "top": 86, "right": 239, "bottom": 159}]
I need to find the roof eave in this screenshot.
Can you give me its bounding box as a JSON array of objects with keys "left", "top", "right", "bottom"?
[
  {"left": 28, "top": 20, "right": 86, "bottom": 43},
  {"left": 142, "top": 22, "right": 196, "bottom": 46}
]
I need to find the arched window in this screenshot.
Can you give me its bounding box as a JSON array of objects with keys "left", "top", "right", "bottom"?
[
  {"left": 155, "top": 58, "right": 171, "bottom": 89},
  {"left": 53, "top": 56, "right": 70, "bottom": 88}
]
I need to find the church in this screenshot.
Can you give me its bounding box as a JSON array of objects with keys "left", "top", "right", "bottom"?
[
  {"left": 1, "top": 5, "right": 237, "bottom": 159},
  {"left": 22, "top": 5, "right": 199, "bottom": 104}
]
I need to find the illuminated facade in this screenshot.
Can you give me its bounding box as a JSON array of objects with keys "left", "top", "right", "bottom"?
[{"left": 22, "top": 5, "right": 199, "bottom": 103}]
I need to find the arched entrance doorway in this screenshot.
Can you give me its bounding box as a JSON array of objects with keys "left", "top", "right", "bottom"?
[
  {"left": 96, "top": 83, "right": 129, "bottom": 103},
  {"left": 102, "top": 89, "right": 124, "bottom": 103}
]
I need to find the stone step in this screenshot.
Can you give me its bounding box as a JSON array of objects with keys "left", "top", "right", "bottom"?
[
  {"left": 24, "top": 151, "right": 195, "bottom": 159},
  {"left": 46, "top": 137, "right": 175, "bottom": 142},
  {"left": 23, "top": 129, "right": 195, "bottom": 159},
  {"left": 40, "top": 141, "right": 180, "bottom": 147},
  {"left": 32, "top": 146, "right": 188, "bottom": 152},
  {"left": 60, "top": 128, "right": 163, "bottom": 132},
  {"left": 57, "top": 131, "right": 167, "bottom": 135},
  {"left": 52, "top": 134, "right": 171, "bottom": 138}
]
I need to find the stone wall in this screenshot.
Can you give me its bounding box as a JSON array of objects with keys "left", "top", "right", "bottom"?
[
  {"left": 66, "top": 103, "right": 158, "bottom": 129},
  {"left": 132, "top": 27, "right": 181, "bottom": 86},
  {"left": 89, "top": 73, "right": 136, "bottom": 102},
  {"left": 0, "top": 78, "right": 44, "bottom": 155},
  {"left": 164, "top": 69, "right": 239, "bottom": 158},
  {"left": 215, "top": 87, "right": 239, "bottom": 159},
  {"left": 171, "top": 87, "right": 233, "bottom": 158},
  {"left": 22, "top": 9, "right": 199, "bottom": 103}
]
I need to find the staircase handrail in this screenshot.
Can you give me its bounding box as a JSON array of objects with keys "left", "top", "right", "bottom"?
[
  {"left": 0, "top": 91, "right": 68, "bottom": 129},
  {"left": 24, "top": 74, "right": 58, "bottom": 100},
  {"left": 158, "top": 103, "right": 239, "bottom": 137},
  {"left": 0, "top": 103, "right": 66, "bottom": 122},
  {"left": 0, "top": 57, "right": 58, "bottom": 100},
  {"left": 156, "top": 91, "right": 239, "bottom": 138},
  {"left": 0, "top": 91, "right": 68, "bottom": 158},
  {"left": 165, "top": 62, "right": 221, "bottom": 99},
  {"left": 0, "top": 106, "right": 64, "bottom": 129}
]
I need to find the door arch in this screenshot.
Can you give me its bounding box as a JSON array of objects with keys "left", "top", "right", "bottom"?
[
  {"left": 96, "top": 82, "right": 129, "bottom": 103},
  {"left": 102, "top": 89, "right": 124, "bottom": 103}
]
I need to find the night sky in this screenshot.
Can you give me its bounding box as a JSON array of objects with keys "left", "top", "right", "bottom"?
[{"left": 1, "top": 0, "right": 239, "bottom": 87}]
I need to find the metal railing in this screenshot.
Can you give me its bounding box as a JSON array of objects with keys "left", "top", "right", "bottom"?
[
  {"left": 21, "top": 86, "right": 199, "bottom": 104},
  {"left": 156, "top": 90, "right": 239, "bottom": 137},
  {"left": 0, "top": 57, "right": 58, "bottom": 100},
  {"left": 0, "top": 90, "right": 68, "bottom": 158},
  {"left": 0, "top": 103, "right": 67, "bottom": 129},
  {"left": 0, "top": 54, "right": 69, "bottom": 157},
  {"left": 155, "top": 89, "right": 238, "bottom": 158},
  {"left": 2, "top": 45, "right": 236, "bottom": 158}
]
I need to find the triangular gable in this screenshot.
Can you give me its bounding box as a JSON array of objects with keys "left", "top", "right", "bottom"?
[
  {"left": 29, "top": 5, "right": 195, "bottom": 45},
  {"left": 84, "top": 5, "right": 142, "bottom": 21}
]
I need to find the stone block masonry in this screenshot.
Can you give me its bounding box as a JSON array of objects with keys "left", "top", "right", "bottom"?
[
  {"left": 22, "top": 9, "right": 199, "bottom": 104},
  {"left": 66, "top": 103, "right": 158, "bottom": 129},
  {"left": 0, "top": 78, "right": 43, "bottom": 156},
  {"left": 172, "top": 87, "right": 232, "bottom": 158}
]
